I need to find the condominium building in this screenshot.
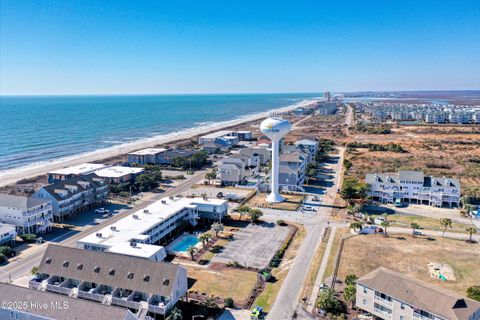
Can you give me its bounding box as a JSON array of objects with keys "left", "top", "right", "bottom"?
[
  {"left": 78, "top": 197, "right": 228, "bottom": 260},
  {"left": 30, "top": 244, "right": 187, "bottom": 317},
  {"left": 0, "top": 194, "right": 53, "bottom": 234},
  {"left": 47, "top": 163, "right": 107, "bottom": 183},
  {"left": 0, "top": 283, "right": 138, "bottom": 320},
  {"left": 239, "top": 146, "right": 271, "bottom": 165},
  {"left": 356, "top": 267, "right": 480, "bottom": 320},
  {"left": 34, "top": 174, "right": 109, "bottom": 222},
  {"left": 295, "top": 138, "right": 319, "bottom": 158},
  {"left": 366, "top": 171, "right": 460, "bottom": 207},
  {"left": 127, "top": 148, "right": 168, "bottom": 165},
  {"left": 94, "top": 166, "right": 144, "bottom": 185}
]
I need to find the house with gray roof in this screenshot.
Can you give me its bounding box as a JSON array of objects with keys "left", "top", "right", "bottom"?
[
  {"left": 366, "top": 171, "right": 460, "bottom": 207},
  {"left": 30, "top": 244, "right": 188, "bottom": 317},
  {"left": 0, "top": 282, "right": 138, "bottom": 320},
  {"left": 34, "top": 174, "right": 109, "bottom": 222},
  {"left": 0, "top": 193, "right": 53, "bottom": 234},
  {"left": 356, "top": 267, "right": 480, "bottom": 320},
  {"left": 217, "top": 154, "right": 258, "bottom": 186}
]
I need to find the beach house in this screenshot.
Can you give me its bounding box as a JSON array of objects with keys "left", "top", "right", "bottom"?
[
  {"left": 217, "top": 154, "right": 258, "bottom": 186},
  {"left": 34, "top": 174, "right": 109, "bottom": 222},
  {"left": 366, "top": 171, "right": 461, "bottom": 207},
  {"left": 30, "top": 244, "right": 187, "bottom": 318},
  {"left": 295, "top": 138, "right": 319, "bottom": 158},
  {"left": 47, "top": 163, "right": 107, "bottom": 183},
  {"left": 0, "top": 223, "right": 17, "bottom": 246},
  {"left": 356, "top": 267, "right": 480, "bottom": 320},
  {"left": 94, "top": 166, "right": 144, "bottom": 185},
  {"left": 0, "top": 194, "right": 53, "bottom": 234},
  {"left": 127, "top": 148, "right": 168, "bottom": 165}
]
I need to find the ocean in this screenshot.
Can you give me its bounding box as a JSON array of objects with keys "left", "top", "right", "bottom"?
[{"left": 0, "top": 93, "right": 319, "bottom": 172}]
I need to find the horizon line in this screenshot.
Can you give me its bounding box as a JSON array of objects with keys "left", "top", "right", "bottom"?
[{"left": 1, "top": 89, "right": 480, "bottom": 97}]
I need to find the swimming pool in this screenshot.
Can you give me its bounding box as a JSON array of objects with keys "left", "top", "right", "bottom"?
[{"left": 168, "top": 235, "right": 199, "bottom": 253}]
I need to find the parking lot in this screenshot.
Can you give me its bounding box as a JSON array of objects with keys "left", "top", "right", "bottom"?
[{"left": 212, "top": 222, "right": 290, "bottom": 270}]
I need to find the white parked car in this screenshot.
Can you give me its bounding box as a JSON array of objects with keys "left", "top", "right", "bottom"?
[{"left": 95, "top": 208, "right": 110, "bottom": 214}]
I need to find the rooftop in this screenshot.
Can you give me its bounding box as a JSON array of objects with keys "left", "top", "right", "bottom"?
[
  {"left": 94, "top": 166, "right": 145, "bottom": 178},
  {"left": 48, "top": 163, "right": 107, "bottom": 175},
  {"left": 128, "top": 147, "right": 168, "bottom": 155},
  {"left": 0, "top": 282, "right": 136, "bottom": 320},
  {"left": 78, "top": 196, "right": 227, "bottom": 258},
  {"left": 0, "top": 193, "right": 50, "bottom": 209},
  {"left": 199, "top": 130, "right": 235, "bottom": 139},
  {"left": 358, "top": 267, "right": 480, "bottom": 320},
  {"left": 38, "top": 244, "right": 183, "bottom": 297},
  {"left": 0, "top": 222, "right": 16, "bottom": 233}
]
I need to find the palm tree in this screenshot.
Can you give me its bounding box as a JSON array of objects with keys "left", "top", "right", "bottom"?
[
  {"left": 211, "top": 222, "right": 224, "bottom": 237},
  {"left": 248, "top": 208, "right": 263, "bottom": 223},
  {"left": 381, "top": 220, "right": 390, "bottom": 237},
  {"left": 411, "top": 222, "right": 420, "bottom": 237},
  {"left": 466, "top": 226, "right": 477, "bottom": 243},
  {"left": 344, "top": 274, "right": 358, "bottom": 286},
  {"left": 349, "top": 221, "right": 364, "bottom": 232},
  {"left": 186, "top": 245, "right": 198, "bottom": 260},
  {"left": 198, "top": 233, "right": 212, "bottom": 248},
  {"left": 317, "top": 288, "right": 340, "bottom": 313},
  {"left": 440, "top": 218, "right": 452, "bottom": 237},
  {"left": 343, "top": 284, "right": 356, "bottom": 309},
  {"left": 166, "top": 307, "right": 182, "bottom": 320},
  {"left": 236, "top": 205, "right": 251, "bottom": 221}
]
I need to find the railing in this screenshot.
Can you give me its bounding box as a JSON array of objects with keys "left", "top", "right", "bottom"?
[
  {"left": 413, "top": 312, "right": 434, "bottom": 320},
  {"left": 111, "top": 297, "right": 129, "bottom": 308},
  {"left": 46, "top": 284, "right": 70, "bottom": 295},
  {"left": 374, "top": 307, "right": 392, "bottom": 319},
  {"left": 148, "top": 304, "right": 167, "bottom": 314},
  {"left": 29, "top": 280, "right": 42, "bottom": 290},
  {"left": 374, "top": 295, "right": 393, "bottom": 306},
  {"left": 78, "top": 290, "right": 104, "bottom": 302}
]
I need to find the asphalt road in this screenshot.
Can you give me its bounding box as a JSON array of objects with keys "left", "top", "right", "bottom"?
[
  {"left": 266, "top": 147, "right": 345, "bottom": 320},
  {"left": 0, "top": 171, "right": 206, "bottom": 283}
]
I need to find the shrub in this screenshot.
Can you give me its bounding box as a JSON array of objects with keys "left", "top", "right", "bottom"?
[
  {"left": 224, "top": 297, "right": 235, "bottom": 308},
  {"left": 276, "top": 219, "right": 287, "bottom": 226},
  {"left": 20, "top": 234, "right": 37, "bottom": 243},
  {"left": 0, "top": 246, "right": 12, "bottom": 257},
  {"left": 0, "top": 254, "right": 6, "bottom": 263}
]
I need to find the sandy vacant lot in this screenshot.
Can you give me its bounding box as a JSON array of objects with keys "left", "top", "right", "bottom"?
[{"left": 337, "top": 234, "right": 480, "bottom": 295}]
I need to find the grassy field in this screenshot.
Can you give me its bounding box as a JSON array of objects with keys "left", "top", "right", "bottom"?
[
  {"left": 322, "top": 227, "right": 350, "bottom": 282},
  {"left": 254, "top": 224, "right": 306, "bottom": 312},
  {"left": 337, "top": 234, "right": 480, "bottom": 295},
  {"left": 301, "top": 228, "right": 330, "bottom": 300},
  {"left": 389, "top": 214, "right": 472, "bottom": 234},
  {"left": 344, "top": 125, "right": 480, "bottom": 198},
  {"left": 188, "top": 266, "right": 258, "bottom": 304}
]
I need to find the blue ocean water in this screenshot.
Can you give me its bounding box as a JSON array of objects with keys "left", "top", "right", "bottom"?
[{"left": 0, "top": 93, "right": 319, "bottom": 171}]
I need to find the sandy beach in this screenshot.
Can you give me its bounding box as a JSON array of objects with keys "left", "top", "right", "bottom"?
[{"left": 0, "top": 99, "right": 318, "bottom": 187}]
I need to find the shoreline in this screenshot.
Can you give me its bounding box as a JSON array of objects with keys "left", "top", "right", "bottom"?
[{"left": 0, "top": 99, "right": 319, "bottom": 187}]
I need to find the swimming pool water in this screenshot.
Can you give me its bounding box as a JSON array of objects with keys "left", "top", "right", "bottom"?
[{"left": 170, "top": 235, "right": 199, "bottom": 252}]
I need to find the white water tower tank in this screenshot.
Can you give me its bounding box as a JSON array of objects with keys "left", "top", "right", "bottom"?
[{"left": 260, "top": 117, "right": 291, "bottom": 203}]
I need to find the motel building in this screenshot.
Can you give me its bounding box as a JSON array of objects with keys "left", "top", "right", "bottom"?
[{"left": 77, "top": 196, "right": 228, "bottom": 261}]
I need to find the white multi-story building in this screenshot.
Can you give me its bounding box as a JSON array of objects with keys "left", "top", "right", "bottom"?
[
  {"left": 366, "top": 171, "right": 460, "bottom": 207},
  {"left": 0, "top": 194, "right": 53, "bottom": 234},
  {"left": 30, "top": 244, "right": 187, "bottom": 317},
  {"left": 77, "top": 197, "right": 228, "bottom": 260},
  {"left": 356, "top": 267, "right": 480, "bottom": 320},
  {"left": 34, "top": 174, "right": 109, "bottom": 222},
  {"left": 47, "top": 163, "right": 107, "bottom": 183}
]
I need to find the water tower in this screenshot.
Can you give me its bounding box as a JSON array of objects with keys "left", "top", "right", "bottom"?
[{"left": 260, "top": 117, "right": 291, "bottom": 203}]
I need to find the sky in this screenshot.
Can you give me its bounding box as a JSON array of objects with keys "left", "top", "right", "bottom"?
[{"left": 1, "top": 0, "right": 480, "bottom": 95}]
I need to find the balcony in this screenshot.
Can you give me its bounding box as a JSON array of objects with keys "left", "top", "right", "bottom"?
[
  {"left": 29, "top": 273, "right": 49, "bottom": 290},
  {"left": 46, "top": 276, "right": 70, "bottom": 295},
  {"left": 374, "top": 307, "right": 392, "bottom": 319},
  {"left": 374, "top": 295, "right": 393, "bottom": 306},
  {"left": 148, "top": 295, "right": 171, "bottom": 315},
  {"left": 77, "top": 282, "right": 100, "bottom": 301}
]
